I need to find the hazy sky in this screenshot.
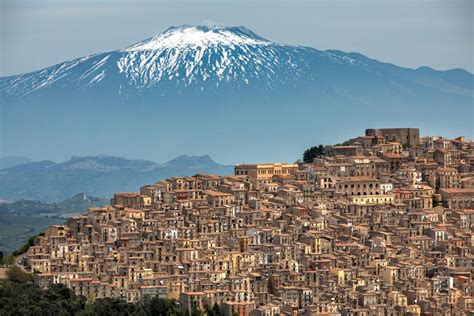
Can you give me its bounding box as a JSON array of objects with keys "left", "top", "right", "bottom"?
[{"left": 1, "top": 0, "right": 473, "bottom": 77}]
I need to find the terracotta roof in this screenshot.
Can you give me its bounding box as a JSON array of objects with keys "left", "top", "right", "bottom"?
[
  {"left": 441, "top": 188, "right": 474, "bottom": 195},
  {"left": 115, "top": 192, "right": 141, "bottom": 198}
]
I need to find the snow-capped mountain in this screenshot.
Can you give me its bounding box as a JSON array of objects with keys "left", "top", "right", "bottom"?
[
  {"left": 1, "top": 25, "right": 473, "bottom": 163},
  {"left": 118, "top": 25, "right": 312, "bottom": 91},
  {"left": 1, "top": 25, "right": 379, "bottom": 99}
]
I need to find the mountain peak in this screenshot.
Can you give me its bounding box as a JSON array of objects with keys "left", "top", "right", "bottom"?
[
  {"left": 125, "top": 25, "right": 271, "bottom": 52},
  {"left": 64, "top": 155, "right": 159, "bottom": 172},
  {"left": 165, "top": 154, "right": 218, "bottom": 167}
]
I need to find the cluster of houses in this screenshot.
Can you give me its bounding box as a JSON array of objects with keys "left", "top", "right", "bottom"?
[{"left": 24, "top": 128, "right": 474, "bottom": 315}]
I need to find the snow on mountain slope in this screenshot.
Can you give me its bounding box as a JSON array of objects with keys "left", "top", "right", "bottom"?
[
  {"left": 117, "top": 25, "right": 312, "bottom": 89},
  {"left": 1, "top": 25, "right": 377, "bottom": 99},
  {"left": 125, "top": 25, "right": 271, "bottom": 50},
  {"left": 1, "top": 54, "right": 113, "bottom": 99}
]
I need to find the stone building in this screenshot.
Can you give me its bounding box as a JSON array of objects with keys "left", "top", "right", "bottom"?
[
  {"left": 22, "top": 128, "right": 474, "bottom": 316},
  {"left": 235, "top": 163, "right": 298, "bottom": 180},
  {"left": 366, "top": 128, "right": 420, "bottom": 147}
]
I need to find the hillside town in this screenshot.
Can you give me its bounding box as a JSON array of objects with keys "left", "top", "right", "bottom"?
[{"left": 21, "top": 128, "right": 474, "bottom": 315}]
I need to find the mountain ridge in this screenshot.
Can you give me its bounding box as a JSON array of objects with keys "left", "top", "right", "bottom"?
[
  {"left": 0, "top": 154, "right": 233, "bottom": 202},
  {"left": 3, "top": 25, "right": 471, "bottom": 101},
  {"left": 0, "top": 156, "right": 33, "bottom": 169},
  {"left": 1, "top": 25, "right": 472, "bottom": 163}
]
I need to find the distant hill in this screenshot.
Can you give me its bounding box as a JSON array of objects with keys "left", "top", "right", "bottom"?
[
  {"left": 0, "top": 156, "right": 32, "bottom": 169},
  {"left": 0, "top": 193, "right": 110, "bottom": 253},
  {"left": 0, "top": 193, "right": 109, "bottom": 217},
  {"left": 0, "top": 154, "right": 233, "bottom": 202}
]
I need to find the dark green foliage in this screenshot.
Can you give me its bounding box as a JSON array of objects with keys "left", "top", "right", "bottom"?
[
  {"left": 0, "top": 281, "right": 85, "bottom": 316},
  {"left": 303, "top": 144, "right": 325, "bottom": 163},
  {"left": 0, "top": 251, "right": 3, "bottom": 264},
  {"left": 12, "top": 234, "right": 39, "bottom": 256},
  {"left": 142, "top": 296, "right": 185, "bottom": 316},
  {"left": 191, "top": 301, "right": 203, "bottom": 316},
  {"left": 90, "top": 297, "right": 143, "bottom": 316},
  {"left": 2, "top": 255, "right": 15, "bottom": 266},
  {"left": 7, "top": 266, "right": 34, "bottom": 283},
  {"left": 204, "top": 303, "right": 221, "bottom": 316},
  {"left": 0, "top": 280, "right": 213, "bottom": 316}
]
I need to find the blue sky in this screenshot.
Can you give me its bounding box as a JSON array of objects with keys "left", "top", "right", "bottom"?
[{"left": 1, "top": 0, "right": 473, "bottom": 76}]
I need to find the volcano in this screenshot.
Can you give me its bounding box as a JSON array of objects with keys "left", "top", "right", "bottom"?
[{"left": 1, "top": 25, "right": 472, "bottom": 162}]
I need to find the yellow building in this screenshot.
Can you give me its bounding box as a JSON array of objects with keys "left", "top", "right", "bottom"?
[
  {"left": 382, "top": 266, "right": 399, "bottom": 285},
  {"left": 30, "top": 259, "right": 51, "bottom": 273},
  {"left": 330, "top": 268, "right": 347, "bottom": 285},
  {"left": 388, "top": 291, "right": 407, "bottom": 306},
  {"left": 349, "top": 194, "right": 394, "bottom": 205},
  {"left": 234, "top": 163, "right": 298, "bottom": 180},
  {"left": 406, "top": 305, "right": 421, "bottom": 315}
]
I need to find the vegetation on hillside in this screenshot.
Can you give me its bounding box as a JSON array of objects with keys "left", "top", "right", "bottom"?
[
  {"left": 0, "top": 215, "right": 59, "bottom": 254},
  {"left": 335, "top": 137, "right": 359, "bottom": 146},
  {"left": 303, "top": 136, "right": 361, "bottom": 162},
  {"left": 11, "top": 233, "right": 43, "bottom": 257},
  {"left": 0, "top": 193, "right": 108, "bottom": 217},
  {"left": 302, "top": 145, "right": 325, "bottom": 163},
  {"left": 0, "top": 273, "right": 223, "bottom": 315},
  {"left": 0, "top": 194, "right": 107, "bottom": 254}
]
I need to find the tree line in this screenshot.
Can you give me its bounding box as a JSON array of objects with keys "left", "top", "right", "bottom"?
[
  {"left": 0, "top": 274, "right": 224, "bottom": 316},
  {"left": 302, "top": 144, "right": 325, "bottom": 163},
  {"left": 0, "top": 233, "right": 42, "bottom": 267},
  {"left": 302, "top": 137, "right": 358, "bottom": 163}
]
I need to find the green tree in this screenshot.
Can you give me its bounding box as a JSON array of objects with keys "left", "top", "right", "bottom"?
[
  {"left": 0, "top": 280, "right": 199, "bottom": 316},
  {"left": 13, "top": 234, "right": 39, "bottom": 256},
  {"left": 142, "top": 296, "right": 184, "bottom": 316},
  {"left": 45, "top": 283, "right": 87, "bottom": 315},
  {"left": 303, "top": 144, "right": 325, "bottom": 163},
  {"left": 2, "top": 255, "right": 15, "bottom": 266},
  {"left": 92, "top": 297, "right": 143, "bottom": 316},
  {"left": 204, "top": 303, "right": 221, "bottom": 316},
  {"left": 0, "top": 280, "right": 85, "bottom": 315},
  {"left": 7, "top": 266, "right": 34, "bottom": 283},
  {"left": 191, "top": 301, "right": 203, "bottom": 316}
]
